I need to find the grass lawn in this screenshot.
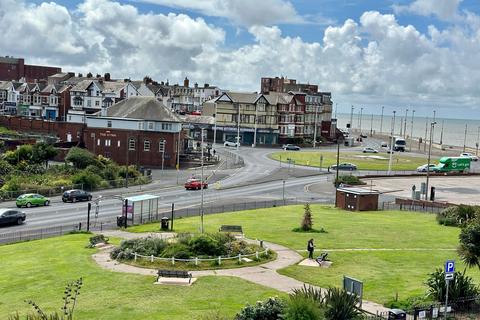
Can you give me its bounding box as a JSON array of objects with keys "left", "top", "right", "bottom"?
[
  {"left": 0, "top": 234, "right": 281, "bottom": 319},
  {"left": 270, "top": 151, "right": 434, "bottom": 171},
  {"left": 129, "top": 205, "right": 480, "bottom": 304}
]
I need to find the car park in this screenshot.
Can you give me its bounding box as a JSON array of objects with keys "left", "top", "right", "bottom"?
[
  {"left": 184, "top": 178, "right": 208, "bottom": 190},
  {"left": 224, "top": 140, "right": 239, "bottom": 147},
  {"left": 362, "top": 147, "right": 378, "bottom": 153},
  {"left": 62, "top": 189, "right": 92, "bottom": 203},
  {"left": 330, "top": 163, "right": 357, "bottom": 171},
  {"left": 16, "top": 194, "right": 50, "bottom": 208},
  {"left": 460, "top": 152, "right": 479, "bottom": 161},
  {"left": 0, "top": 208, "right": 26, "bottom": 226},
  {"left": 283, "top": 144, "right": 301, "bottom": 151},
  {"left": 416, "top": 164, "right": 439, "bottom": 172}
]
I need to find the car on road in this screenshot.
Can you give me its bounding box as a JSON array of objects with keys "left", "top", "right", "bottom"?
[
  {"left": 283, "top": 144, "right": 301, "bottom": 151},
  {"left": 460, "top": 152, "right": 479, "bottom": 161},
  {"left": 224, "top": 140, "right": 239, "bottom": 147},
  {"left": 0, "top": 208, "right": 26, "bottom": 226},
  {"left": 381, "top": 141, "right": 388, "bottom": 147},
  {"left": 330, "top": 163, "right": 357, "bottom": 171},
  {"left": 62, "top": 189, "right": 92, "bottom": 203},
  {"left": 362, "top": 147, "right": 378, "bottom": 153},
  {"left": 184, "top": 178, "right": 208, "bottom": 190},
  {"left": 16, "top": 193, "right": 50, "bottom": 208},
  {"left": 360, "top": 133, "right": 368, "bottom": 138},
  {"left": 416, "top": 164, "right": 439, "bottom": 172}
]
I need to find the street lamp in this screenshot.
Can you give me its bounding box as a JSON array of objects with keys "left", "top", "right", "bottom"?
[
  {"left": 236, "top": 103, "right": 240, "bottom": 151},
  {"left": 476, "top": 126, "right": 480, "bottom": 156},
  {"left": 388, "top": 111, "right": 396, "bottom": 175},
  {"left": 359, "top": 107, "right": 363, "bottom": 134},
  {"left": 313, "top": 103, "right": 319, "bottom": 148},
  {"left": 370, "top": 113, "right": 373, "bottom": 136},
  {"left": 252, "top": 102, "right": 258, "bottom": 148},
  {"left": 200, "top": 128, "right": 205, "bottom": 233},
  {"left": 439, "top": 120, "right": 444, "bottom": 146},
  {"left": 282, "top": 180, "right": 286, "bottom": 205},
  {"left": 380, "top": 106, "right": 384, "bottom": 134},
  {"left": 213, "top": 102, "right": 217, "bottom": 147},
  {"left": 410, "top": 110, "right": 415, "bottom": 152},
  {"left": 425, "top": 121, "right": 437, "bottom": 201},
  {"left": 404, "top": 109, "right": 408, "bottom": 139},
  {"left": 349, "top": 105, "right": 354, "bottom": 134}
]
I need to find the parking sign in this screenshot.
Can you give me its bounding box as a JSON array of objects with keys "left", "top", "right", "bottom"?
[{"left": 445, "top": 260, "right": 455, "bottom": 273}]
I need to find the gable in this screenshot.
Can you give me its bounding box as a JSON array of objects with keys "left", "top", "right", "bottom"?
[{"left": 216, "top": 93, "right": 233, "bottom": 103}]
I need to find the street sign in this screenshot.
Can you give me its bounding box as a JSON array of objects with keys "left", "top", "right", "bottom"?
[
  {"left": 445, "top": 273, "right": 454, "bottom": 280},
  {"left": 445, "top": 260, "right": 455, "bottom": 273}
]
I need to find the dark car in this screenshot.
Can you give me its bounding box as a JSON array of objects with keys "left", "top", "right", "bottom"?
[
  {"left": 283, "top": 144, "right": 301, "bottom": 151},
  {"left": 62, "top": 189, "right": 92, "bottom": 203},
  {"left": 330, "top": 163, "right": 357, "bottom": 171},
  {"left": 0, "top": 208, "right": 26, "bottom": 226}
]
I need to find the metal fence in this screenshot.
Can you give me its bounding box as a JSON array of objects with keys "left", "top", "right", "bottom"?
[
  {"left": 218, "top": 149, "right": 244, "bottom": 170},
  {"left": 380, "top": 202, "right": 444, "bottom": 214}
]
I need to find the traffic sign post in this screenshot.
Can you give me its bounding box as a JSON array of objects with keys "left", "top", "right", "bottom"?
[{"left": 444, "top": 260, "right": 455, "bottom": 320}]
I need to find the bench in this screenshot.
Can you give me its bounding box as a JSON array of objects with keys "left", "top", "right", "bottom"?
[
  {"left": 219, "top": 225, "right": 243, "bottom": 236},
  {"left": 157, "top": 269, "right": 192, "bottom": 284},
  {"left": 315, "top": 252, "right": 329, "bottom": 266}
]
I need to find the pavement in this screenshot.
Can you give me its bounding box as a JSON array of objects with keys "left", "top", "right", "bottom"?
[{"left": 92, "top": 230, "right": 389, "bottom": 315}]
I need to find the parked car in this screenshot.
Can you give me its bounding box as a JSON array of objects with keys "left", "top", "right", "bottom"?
[
  {"left": 0, "top": 208, "right": 26, "bottom": 226},
  {"left": 184, "top": 178, "right": 208, "bottom": 190},
  {"left": 330, "top": 163, "right": 357, "bottom": 171},
  {"left": 359, "top": 133, "right": 368, "bottom": 138},
  {"left": 283, "top": 144, "right": 301, "bottom": 151},
  {"left": 62, "top": 189, "right": 92, "bottom": 203},
  {"left": 381, "top": 141, "right": 388, "bottom": 147},
  {"left": 362, "top": 147, "right": 378, "bottom": 153},
  {"left": 16, "top": 194, "right": 50, "bottom": 208},
  {"left": 224, "top": 140, "right": 239, "bottom": 147},
  {"left": 460, "top": 152, "right": 479, "bottom": 161},
  {"left": 416, "top": 164, "right": 439, "bottom": 172}
]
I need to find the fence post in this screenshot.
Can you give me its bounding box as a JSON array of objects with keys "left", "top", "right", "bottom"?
[
  {"left": 256, "top": 251, "right": 259, "bottom": 259},
  {"left": 238, "top": 254, "right": 241, "bottom": 262},
  {"left": 172, "top": 256, "right": 175, "bottom": 265},
  {"left": 151, "top": 255, "right": 154, "bottom": 263},
  {"left": 218, "top": 256, "right": 221, "bottom": 265},
  {"left": 195, "top": 257, "right": 198, "bottom": 266},
  {"left": 134, "top": 253, "right": 137, "bottom": 262}
]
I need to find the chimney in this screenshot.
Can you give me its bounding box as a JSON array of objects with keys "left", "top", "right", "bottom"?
[
  {"left": 194, "top": 82, "right": 198, "bottom": 89},
  {"left": 204, "top": 83, "right": 209, "bottom": 88},
  {"left": 184, "top": 77, "right": 189, "bottom": 88}
]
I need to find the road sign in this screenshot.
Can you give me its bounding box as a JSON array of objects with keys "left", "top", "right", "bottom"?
[
  {"left": 445, "top": 273, "right": 454, "bottom": 280},
  {"left": 445, "top": 260, "right": 455, "bottom": 273}
]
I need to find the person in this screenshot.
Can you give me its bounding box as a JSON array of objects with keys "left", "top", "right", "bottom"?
[{"left": 307, "top": 239, "right": 315, "bottom": 259}]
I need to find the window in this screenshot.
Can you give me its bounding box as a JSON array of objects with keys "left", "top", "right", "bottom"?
[
  {"left": 161, "top": 123, "right": 172, "bottom": 131},
  {"left": 105, "top": 139, "right": 111, "bottom": 147},
  {"left": 87, "top": 100, "right": 91, "bottom": 107},
  {"left": 95, "top": 100, "right": 100, "bottom": 107},
  {"left": 97, "top": 139, "right": 100, "bottom": 146},
  {"left": 107, "top": 121, "right": 112, "bottom": 128},
  {"left": 117, "top": 140, "right": 121, "bottom": 147},
  {"left": 148, "top": 122, "right": 154, "bottom": 130},
  {"left": 159, "top": 140, "right": 166, "bottom": 152},
  {"left": 128, "top": 138, "right": 135, "bottom": 150},
  {"left": 144, "top": 139, "right": 151, "bottom": 151}
]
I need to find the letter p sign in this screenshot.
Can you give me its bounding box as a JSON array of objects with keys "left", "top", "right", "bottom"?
[{"left": 445, "top": 260, "right": 455, "bottom": 273}]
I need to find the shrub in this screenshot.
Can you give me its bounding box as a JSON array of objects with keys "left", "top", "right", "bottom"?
[
  {"left": 118, "top": 165, "right": 140, "bottom": 179},
  {"left": 437, "top": 205, "right": 480, "bottom": 227},
  {"left": 87, "top": 234, "right": 109, "bottom": 248},
  {"left": 334, "top": 175, "right": 365, "bottom": 186},
  {"left": 65, "top": 147, "right": 98, "bottom": 169},
  {"left": 235, "top": 297, "right": 286, "bottom": 320},
  {"left": 323, "top": 287, "right": 362, "bottom": 320},
  {"left": 301, "top": 203, "right": 313, "bottom": 231},
  {"left": 101, "top": 164, "right": 119, "bottom": 181},
  {"left": 0, "top": 159, "right": 14, "bottom": 175},
  {"left": 24, "top": 164, "right": 46, "bottom": 175},
  {"left": 282, "top": 296, "right": 324, "bottom": 320},
  {"left": 425, "top": 268, "right": 479, "bottom": 306},
  {"left": 85, "top": 164, "right": 103, "bottom": 176},
  {"left": 71, "top": 171, "right": 102, "bottom": 191},
  {"left": 189, "top": 234, "right": 222, "bottom": 256}
]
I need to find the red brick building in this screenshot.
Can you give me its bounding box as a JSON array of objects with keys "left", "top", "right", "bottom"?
[
  {"left": 0, "top": 56, "right": 61, "bottom": 82},
  {"left": 261, "top": 76, "right": 318, "bottom": 94}
]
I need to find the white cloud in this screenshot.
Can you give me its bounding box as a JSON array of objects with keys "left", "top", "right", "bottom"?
[
  {"left": 138, "top": 0, "right": 303, "bottom": 26},
  {"left": 393, "top": 0, "right": 463, "bottom": 21},
  {"left": 1, "top": 0, "right": 480, "bottom": 114}
]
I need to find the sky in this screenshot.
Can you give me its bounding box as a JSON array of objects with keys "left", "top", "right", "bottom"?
[{"left": 2, "top": 0, "right": 480, "bottom": 119}]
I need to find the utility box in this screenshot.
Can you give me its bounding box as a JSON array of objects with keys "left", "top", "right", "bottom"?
[{"left": 336, "top": 187, "right": 380, "bottom": 211}]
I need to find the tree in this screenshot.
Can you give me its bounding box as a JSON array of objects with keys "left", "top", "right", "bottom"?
[
  {"left": 86, "top": 72, "right": 93, "bottom": 78},
  {"left": 31, "top": 142, "right": 57, "bottom": 168},
  {"left": 104, "top": 73, "right": 111, "bottom": 81},
  {"left": 301, "top": 203, "right": 313, "bottom": 231},
  {"left": 458, "top": 222, "right": 480, "bottom": 270},
  {"left": 65, "top": 147, "right": 97, "bottom": 169}
]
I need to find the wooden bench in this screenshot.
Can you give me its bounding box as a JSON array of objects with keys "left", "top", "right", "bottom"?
[
  {"left": 157, "top": 269, "right": 192, "bottom": 284},
  {"left": 219, "top": 225, "right": 243, "bottom": 236}
]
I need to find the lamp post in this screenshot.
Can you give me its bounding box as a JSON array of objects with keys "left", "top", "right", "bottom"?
[
  {"left": 313, "top": 104, "right": 318, "bottom": 148},
  {"left": 349, "top": 105, "right": 354, "bottom": 134},
  {"left": 463, "top": 124, "right": 468, "bottom": 153},
  {"left": 176, "top": 131, "right": 181, "bottom": 185},
  {"left": 410, "top": 110, "right": 415, "bottom": 152},
  {"left": 423, "top": 117, "right": 428, "bottom": 152},
  {"left": 236, "top": 103, "right": 240, "bottom": 151},
  {"left": 200, "top": 128, "right": 205, "bottom": 233},
  {"left": 404, "top": 108, "right": 408, "bottom": 139},
  {"left": 252, "top": 102, "right": 258, "bottom": 148},
  {"left": 380, "top": 106, "right": 384, "bottom": 134},
  {"left": 359, "top": 107, "right": 363, "bottom": 134},
  {"left": 334, "top": 102, "right": 338, "bottom": 119},
  {"left": 370, "top": 113, "right": 373, "bottom": 136},
  {"left": 388, "top": 111, "right": 396, "bottom": 175},
  {"left": 476, "top": 126, "right": 480, "bottom": 156},
  {"left": 425, "top": 121, "right": 437, "bottom": 201},
  {"left": 282, "top": 180, "right": 286, "bottom": 205},
  {"left": 213, "top": 102, "right": 217, "bottom": 147},
  {"left": 439, "top": 120, "right": 444, "bottom": 146}
]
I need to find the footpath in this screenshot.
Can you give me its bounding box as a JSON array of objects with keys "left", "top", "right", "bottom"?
[{"left": 93, "top": 230, "right": 389, "bottom": 315}]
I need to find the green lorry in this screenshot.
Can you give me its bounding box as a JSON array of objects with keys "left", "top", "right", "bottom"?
[{"left": 435, "top": 157, "right": 471, "bottom": 173}]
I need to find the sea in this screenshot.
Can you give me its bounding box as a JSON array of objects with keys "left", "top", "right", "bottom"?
[{"left": 335, "top": 113, "right": 480, "bottom": 149}]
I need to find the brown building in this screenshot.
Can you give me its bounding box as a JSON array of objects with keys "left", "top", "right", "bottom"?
[
  {"left": 0, "top": 56, "right": 61, "bottom": 82},
  {"left": 261, "top": 77, "right": 318, "bottom": 95},
  {"left": 335, "top": 187, "right": 379, "bottom": 211}
]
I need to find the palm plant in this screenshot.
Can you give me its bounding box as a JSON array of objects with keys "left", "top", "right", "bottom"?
[{"left": 458, "top": 222, "right": 480, "bottom": 271}]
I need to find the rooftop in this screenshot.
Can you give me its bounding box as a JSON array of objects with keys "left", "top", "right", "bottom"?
[{"left": 106, "top": 96, "right": 181, "bottom": 123}]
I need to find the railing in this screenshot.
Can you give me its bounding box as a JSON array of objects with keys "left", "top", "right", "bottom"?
[
  {"left": 133, "top": 247, "right": 270, "bottom": 266},
  {"left": 217, "top": 149, "right": 244, "bottom": 170}
]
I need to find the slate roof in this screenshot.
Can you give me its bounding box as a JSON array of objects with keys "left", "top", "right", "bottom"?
[{"left": 106, "top": 96, "right": 181, "bottom": 123}]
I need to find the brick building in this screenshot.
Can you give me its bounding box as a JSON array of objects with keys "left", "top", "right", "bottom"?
[
  {"left": 0, "top": 56, "right": 61, "bottom": 82},
  {"left": 261, "top": 76, "right": 318, "bottom": 95}
]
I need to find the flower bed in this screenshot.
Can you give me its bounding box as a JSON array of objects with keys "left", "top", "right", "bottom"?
[{"left": 110, "top": 233, "right": 275, "bottom": 270}]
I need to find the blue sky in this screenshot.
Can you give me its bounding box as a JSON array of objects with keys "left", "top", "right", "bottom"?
[{"left": 2, "top": 0, "right": 480, "bottom": 119}]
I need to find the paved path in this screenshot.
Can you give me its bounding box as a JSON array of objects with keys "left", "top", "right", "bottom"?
[{"left": 92, "top": 230, "right": 389, "bottom": 315}]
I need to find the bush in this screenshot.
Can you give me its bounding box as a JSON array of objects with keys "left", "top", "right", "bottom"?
[
  {"left": 0, "top": 159, "right": 14, "bottom": 175},
  {"left": 334, "top": 175, "right": 365, "bottom": 186},
  {"left": 87, "top": 234, "right": 109, "bottom": 248},
  {"left": 189, "top": 234, "right": 223, "bottom": 256},
  {"left": 301, "top": 203, "right": 313, "bottom": 231},
  {"left": 282, "top": 296, "right": 324, "bottom": 320},
  {"left": 323, "top": 287, "right": 362, "bottom": 320},
  {"left": 235, "top": 297, "right": 286, "bottom": 320},
  {"left": 65, "top": 147, "right": 98, "bottom": 169},
  {"left": 118, "top": 165, "right": 140, "bottom": 179},
  {"left": 71, "top": 171, "right": 102, "bottom": 191},
  {"left": 437, "top": 205, "right": 480, "bottom": 227},
  {"left": 425, "top": 268, "right": 479, "bottom": 307}
]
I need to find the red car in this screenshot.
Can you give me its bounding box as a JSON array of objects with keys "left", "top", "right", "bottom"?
[{"left": 184, "top": 178, "right": 208, "bottom": 190}]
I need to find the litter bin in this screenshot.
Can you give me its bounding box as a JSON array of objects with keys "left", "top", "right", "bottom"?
[
  {"left": 146, "top": 169, "right": 152, "bottom": 176},
  {"left": 161, "top": 217, "right": 170, "bottom": 230},
  {"left": 388, "top": 309, "right": 406, "bottom": 320},
  {"left": 117, "top": 216, "right": 126, "bottom": 227},
  {"left": 430, "top": 186, "right": 435, "bottom": 201}
]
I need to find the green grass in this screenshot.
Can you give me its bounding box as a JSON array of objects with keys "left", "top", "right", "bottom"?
[
  {"left": 0, "top": 126, "right": 17, "bottom": 135},
  {"left": 0, "top": 234, "right": 281, "bottom": 319},
  {"left": 270, "top": 151, "right": 433, "bottom": 171},
  {"left": 129, "top": 205, "right": 480, "bottom": 304}
]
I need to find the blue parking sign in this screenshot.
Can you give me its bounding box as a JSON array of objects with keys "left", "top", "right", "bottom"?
[{"left": 445, "top": 260, "right": 455, "bottom": 273}]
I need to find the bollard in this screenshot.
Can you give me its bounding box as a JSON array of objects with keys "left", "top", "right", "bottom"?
[
  {"left": 195, "top": 257, "right": 198, "bottom": 266},
  {"left": 151, "top": 255, "right": 154, "bottom": 263},
  {"left": 218, "top": 256, "right": 221, "bottom": 265},
  {"left": 134, "top": 253, "right": 137, "bottom": 262},
  {"left": 238, "top": 254, "right": 241, "bottom": 262},
  {"left": 256, "top": 251, "right": 259, "bottom": 259},
  {"left": 171, "top": 256, "right": 175, "bottom": 265}
]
